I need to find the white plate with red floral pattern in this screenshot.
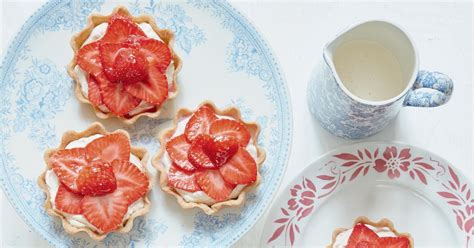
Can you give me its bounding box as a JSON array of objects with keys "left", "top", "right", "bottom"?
[{"left": 261, "top": 142, "right": 473, "bottom": 247}]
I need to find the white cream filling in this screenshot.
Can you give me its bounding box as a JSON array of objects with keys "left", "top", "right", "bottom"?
[
  {"left": 163, "top": 115, "right": 259, "bottom": 205},
  {"left": 45, "top": 134, "right": 146, "bottom": 233},
  {"left": 76, "top": 22, "right": 175, "bottom": 116},
  {"left": 333, "top": 224, "right": 397, "bottom": 247}
]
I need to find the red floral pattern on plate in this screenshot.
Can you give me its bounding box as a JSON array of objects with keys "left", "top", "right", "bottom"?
[
  {"left": 437, "top": 167, "right": 474, "bottom": 241},
  {"left": 267, "top": 177, "right": 316, "bottom": 246},
  {"left": 266, "top": 145, "right": 473, "bottom": 247},
  {"left": 374, "top": 147, "right": 410, "bottom": 179}
]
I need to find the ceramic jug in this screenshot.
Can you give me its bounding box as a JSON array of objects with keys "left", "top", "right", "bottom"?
[{"left": 308, "top": 20, "right": 453, "bottom": 139}]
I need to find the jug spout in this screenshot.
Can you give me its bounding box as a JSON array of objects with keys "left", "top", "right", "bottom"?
[{"left": 322, "top": 43, "right": 333, "bottom": 69}]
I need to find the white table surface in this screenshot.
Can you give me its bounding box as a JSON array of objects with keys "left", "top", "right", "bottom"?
[{"left": 1, "top": 1, "right": 473, "bottom": 247}]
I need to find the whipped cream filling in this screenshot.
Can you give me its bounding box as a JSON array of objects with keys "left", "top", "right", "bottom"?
[
  {"left": 75, "top": 22, "right": 175, "bottom": 116},
  {"left": 163, "top": 115, "right": 259, "bottom": 205},
  {"left": 45, "top": 134, "right": 146, "bottom": 233},
  {"left": 333, "top": 224, "right": 397, "bottom": 247}
]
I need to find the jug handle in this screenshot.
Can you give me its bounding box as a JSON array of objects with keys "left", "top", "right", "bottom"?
[{"left": 403, "top": 70, "right": 453, "bottom": 107}]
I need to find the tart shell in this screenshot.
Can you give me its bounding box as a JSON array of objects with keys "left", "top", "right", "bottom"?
[
  {"left": 327, "top": 216, "right": 414, "bottom": 248},
  {"left": 67, "top": 6, "right": 182, "bottom": 124},
  {"left": 152, "top": 101, "right": 266, "bottom": 215},
  {"left": 37, "top": 122, "right": 152, "bottom": 241}
]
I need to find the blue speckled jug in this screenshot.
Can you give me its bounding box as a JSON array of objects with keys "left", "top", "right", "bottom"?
[{"left": 308, "top": 20, "right": 453, "bottom": 139}]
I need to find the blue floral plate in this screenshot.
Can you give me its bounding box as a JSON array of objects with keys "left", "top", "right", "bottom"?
[{"left": 0, "top": 0, "right": 292, "bottom": 247}]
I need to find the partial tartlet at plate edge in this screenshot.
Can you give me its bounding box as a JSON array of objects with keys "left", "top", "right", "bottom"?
[
  {"left": 328, "top": 216, "right": 414, "bottom": 248},
  {"left": 153, "top": 101, "right": 266, "bottom": 215},
  {"left": 37, "top": 122, "right": 152, "bottom": 241},
  {"left": 67, "top": 6, "right": 182, "bottom": 124}
]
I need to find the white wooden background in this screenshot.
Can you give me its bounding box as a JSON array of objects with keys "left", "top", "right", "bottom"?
[{"left": 1, "top": 1, "right": 472, "bottom": 247}]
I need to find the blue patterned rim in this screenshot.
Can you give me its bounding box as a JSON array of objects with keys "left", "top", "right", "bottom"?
[{"left": 0, "top": 0, "right": 293, "bottom": 247}]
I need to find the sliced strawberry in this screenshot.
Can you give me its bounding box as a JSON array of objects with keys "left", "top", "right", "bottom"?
[
  {"left": 112, "top": 159, "right": 149, "bottom": 204},
  {"left": 347, "top": 223, "right": 379, "bottom": 248},
  {"left": 77, "top": 41, "right": 102, "bottom": 76},
  {"left": 95, "top": 74, "right": 141, "bottom": 116},
  {"left": 192, "top": 133, "right": 213, "bottom": 146},
  {"left": 165, "top": 135, "right": 195, "bottom": 172},
  {"left": 76, "top": 161, "right": 117, "bottom": 196},
  {"left": 85, "top": 133, "right": 130, "bottom": 163},
  {"left": 354, "top": 241, "right": 377, "bottom": 248},
  {"left": 188, "top": 134, "right": 215, "bottom": 169},
  {"left": 101, "top": 16, "right": 145, "bottom": 44},
  {"left": 99, "top": 43, "right": 148, "bottom": 84},
  {"left": 124, "top": 61, "right": 168, "bottom": 105},
  {"left": 184, "top": 105, "right": 218, "bottom": 143},
  {"left": 113, "top": 47, "right": 147, "bottom": 84},
  {"left": 87, "top": 74, "right": 103, "bottom": 106},
  {"left": 55, "top": 184, "right": 84, "bottom": 214},
  {"left": 204, "top": 135, "right": 239, "bottom": 166},
  {"left": 219, "top": 147, "right": 257, "bottom": 185},
  {"left": 188, "top": 143, "right": 216, "bottom": 170},
  {"left": 209, "top": 119, "right": 251, "bottom": 147},
  {"left": 99, "top": 42, "right": 129, "bottom": 82},
  {"left": 167, "top": 164, "right": 201, "bottom": 192},
  {"left": 50, "top": 148, "right": 88, "bottom": 194},
  {"left": 81, "top": 189, "right": 129, "bottom": 233},
  {"left": 188, "top": 134, "right": 217, "bottom": 169},
  {"left": 195, "top": 169, "right": 235, "bottom": 201},
  {"left": 135, "top": 38, "right": 171, "bottom": 73},
  {"left": 378, "top": 237, "right": 410, "bottom": 248}
]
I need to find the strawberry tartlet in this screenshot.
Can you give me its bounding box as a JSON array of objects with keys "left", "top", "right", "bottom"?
[
  {"left": 68, "top": 6, "right": 181, "bottom": 124},
  {"left": 38, "top": 123, "right": 151, "bottom": 240},
  {"left": 153, "top": 102, "right": 266, "bottom": 214},
  {"left": 328, "top": 217, "right": 413, "bottom": 248}
]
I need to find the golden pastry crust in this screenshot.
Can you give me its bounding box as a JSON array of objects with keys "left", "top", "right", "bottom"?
[
  {"left": 327, "top": 216, "right": 414, "bottom": 248},
  {"left": 67, "top": 6, "right": 182, "bottom": 124},
  {"left": 152, "top": 101, "right": 266, "bottom": 215},
  {"left": 37, "top": 122, "right": 152, "bottom": 241}
]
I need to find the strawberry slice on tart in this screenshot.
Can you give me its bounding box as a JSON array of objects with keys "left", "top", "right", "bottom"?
[
  {"left": 329, "top": 217, "right": 413, "bottom": 248},
  {"left": 68, "top": 6, "right": 181, "bottom": 123},
  {"left": 154, "top": 102, "right": 266, "bottom": 215},
  {"left": 167, "top": 164, "right": 201, "bottom": 192},
  {"left": 39, "top": 123, "right": 151, "bottom": 240},
  {"left": 347, "top": 224, "right": 411, "bottom": 248}
]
